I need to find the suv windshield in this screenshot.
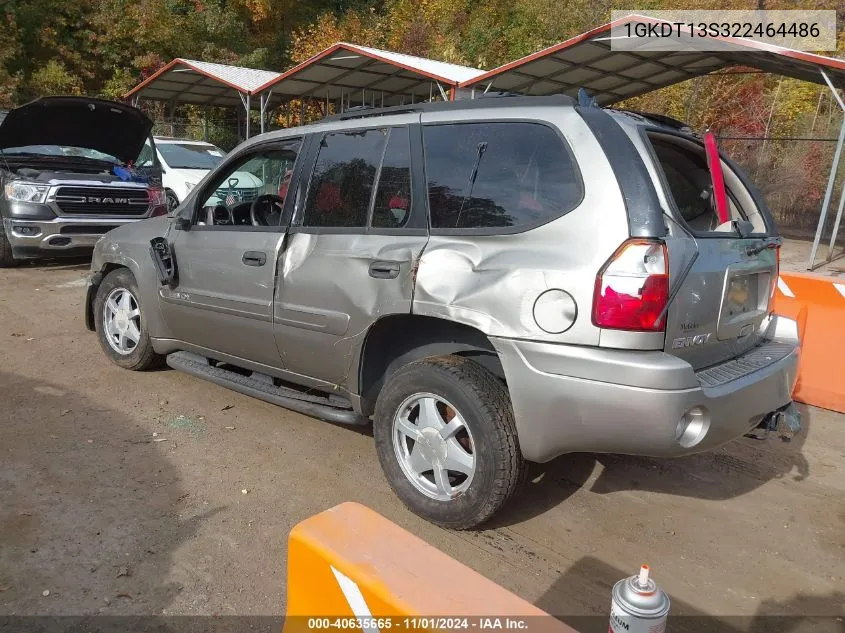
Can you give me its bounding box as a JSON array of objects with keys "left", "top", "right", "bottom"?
[
  {"left": 3, "top": 145, "right": 120, "bottom": 163},
  {"left": 159, "top": 143, "right": 224, "bottom": 169}
]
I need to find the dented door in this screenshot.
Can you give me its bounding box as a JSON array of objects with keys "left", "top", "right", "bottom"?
[{"left": 273, "top": 120, "right": 428, "bottom": 386}]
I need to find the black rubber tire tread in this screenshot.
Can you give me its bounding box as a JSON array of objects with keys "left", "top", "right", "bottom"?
[
  {"left": 166, "top": 189, "right": 179, "bottom": 212},
  {"left": 0, "top": 224, "right": 16, "bottom": 267},
  {"left": 93, "top": 268, "right": 164, "bottom": 371},
  {"left": 373, "top": 355, "right": 525, "bottom": 530}
]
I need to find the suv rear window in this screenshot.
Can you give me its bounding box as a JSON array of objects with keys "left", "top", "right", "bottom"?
[
  {"left": 423, "top": 122, "right": 582, "bottom": 231},
  {"left": 648, "top": 134, "right": 760, "bottom": 235}
]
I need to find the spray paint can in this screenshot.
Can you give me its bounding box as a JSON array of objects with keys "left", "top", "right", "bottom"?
[{"left": 609, "top": 565, "right": 670, "bottom": 633}]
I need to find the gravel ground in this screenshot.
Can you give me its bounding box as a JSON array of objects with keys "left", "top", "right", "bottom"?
[{"left": 0, "top": 259, "right": 843, "bottom": 632}]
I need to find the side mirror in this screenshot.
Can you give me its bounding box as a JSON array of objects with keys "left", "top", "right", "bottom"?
[{"left": 173, "top": 215, "right": 191, "bottom": 231}]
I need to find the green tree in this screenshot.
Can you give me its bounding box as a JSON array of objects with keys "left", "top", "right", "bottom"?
[{"left": 28, "top": 60, "right": 82, "bottom": 96}]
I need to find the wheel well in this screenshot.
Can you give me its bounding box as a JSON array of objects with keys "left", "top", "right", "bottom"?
[
  {"left": 85, "top": 263, "right": 127, "bottom": 331},
  {"left": 358, "top": 314, "right": 504, "bottom": 416}
]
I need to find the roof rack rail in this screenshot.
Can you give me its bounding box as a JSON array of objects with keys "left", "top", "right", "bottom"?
[
  {"left": 325, "top": 105, "right": 422, "bottom": 122},
  {"left": 320, "top": 94, "right": 577, "bottom": 123}
]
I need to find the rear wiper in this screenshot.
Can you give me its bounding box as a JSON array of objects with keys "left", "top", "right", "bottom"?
[
  {"left": 746, "top": 236, "right": 782, "bottom": 256},
  {"left": 732, "top": 219, "right": 754, "bottom": 238}
]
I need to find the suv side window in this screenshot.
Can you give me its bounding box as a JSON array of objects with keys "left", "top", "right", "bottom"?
[
  {"left": 371, "top": 127, "right": 412, "bottom": 229},
  {"left": 301, "top": 128, "right": 388, "bottom": 228},
  {"left": 195, "top": 139, "right": 300, "bottom": 228},
  {"left": 423, "top": 122, "right": 582, "bottom": 231}
]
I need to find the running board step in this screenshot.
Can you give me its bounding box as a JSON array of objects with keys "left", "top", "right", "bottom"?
[{"left": 166, "top": 351, "right": 369, "bottom": 426}]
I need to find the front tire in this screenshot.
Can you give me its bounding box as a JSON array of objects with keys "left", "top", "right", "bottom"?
[
  {"left": 94, "top": 268, "right": 163, "bottom": 370},
  {"left": 373, "top": 355, "right": 525, "bottom": 529}
]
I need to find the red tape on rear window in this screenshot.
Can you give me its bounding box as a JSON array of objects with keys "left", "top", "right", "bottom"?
[{"left": 704, "top": 131, "right": 729, "bottom": 225}]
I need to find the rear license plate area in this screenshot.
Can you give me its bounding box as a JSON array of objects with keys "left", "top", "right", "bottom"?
[{"left": 717, "top": 270, "right": 770, "bottom": 338}]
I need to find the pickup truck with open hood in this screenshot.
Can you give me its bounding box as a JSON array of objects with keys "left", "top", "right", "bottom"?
[{"left": 0, "top": 96, "right": 165, "bottom": 266}]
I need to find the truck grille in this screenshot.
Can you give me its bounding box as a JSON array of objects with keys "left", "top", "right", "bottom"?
[
  {"left": 54, "top": 187, "right": 149, "bottom": 216},
  {"left": 696, "top": 341, "right": 794, "bottom": 388}
]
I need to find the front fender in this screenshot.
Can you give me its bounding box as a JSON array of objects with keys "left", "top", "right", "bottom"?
[{"left": 85, "top": 217, "right": 173, "bottom": 339}]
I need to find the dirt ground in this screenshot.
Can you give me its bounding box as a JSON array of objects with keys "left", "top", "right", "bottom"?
[{"left": 1, "top": 259, "right": 844, "bottom": 632}]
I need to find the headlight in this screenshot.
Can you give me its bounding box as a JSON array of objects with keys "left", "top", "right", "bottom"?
[
  {"left": 5, "top": 181, "right": 49, "bottom": 203},
  {"left": 185, "top": 181, "right": 197, "bottom": 193}
]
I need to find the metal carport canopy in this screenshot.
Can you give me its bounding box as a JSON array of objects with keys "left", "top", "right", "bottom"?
[
  {"left": 124, "top": 58, "right": 281, "bottom": 108},
  {"left": 458, "top": 14, "right": 845, "bottom": 103},
  {"left": 254, "top": 42, "right": 485, "bottom": 107},
  {"left": 458, "top": 15, "right": 845, "bottom": 271}
]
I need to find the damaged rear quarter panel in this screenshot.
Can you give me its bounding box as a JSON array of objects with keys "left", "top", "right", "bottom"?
[{"left": 413, "top": 107, "right": 630, "bottom": 345}]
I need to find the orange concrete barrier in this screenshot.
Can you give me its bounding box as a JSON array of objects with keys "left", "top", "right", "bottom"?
[
  {"left": 774, "top": 271, "right": 845, "bottom": 413},
  {"left": 283, "top": 502, "right": 577, "bottom": 633}
]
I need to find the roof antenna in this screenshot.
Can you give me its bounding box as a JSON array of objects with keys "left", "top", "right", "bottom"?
[{"left": 577, "top": 88, "right": 598, "bottom": 108}]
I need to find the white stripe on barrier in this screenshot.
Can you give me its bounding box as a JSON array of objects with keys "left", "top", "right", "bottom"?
[
  {"left": 834, "top": 283, "right": 845, "bottom": 300},
  {"left": 331, "top": 565, "right": 381, "bottom": 633},
  {"left": 777, "top": 277, "right": 795, "bottom": 298}
]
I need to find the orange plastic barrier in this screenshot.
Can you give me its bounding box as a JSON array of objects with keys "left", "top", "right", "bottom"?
[
  {"left": 283, "top": 502, "right": 577, "bottom": 633},
  {"left": 774, "top": 271, "right": 845, "bottom": 413}
]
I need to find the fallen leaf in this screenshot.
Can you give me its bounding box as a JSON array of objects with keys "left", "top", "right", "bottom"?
[
  {"left": 0, "top": 586, "right": 10, "bottom": 592},
  {"left": 18, "top": 512, "right": 32, "bottom": 517},
  {"left": 116, "top": 592, "right": 132, "bottom": 599},
  {"left": 221, "top": 405, "right": 234, "bottom": 411},
  {"left": 60, "top": 409, "right": 71, "bottom": 416}
]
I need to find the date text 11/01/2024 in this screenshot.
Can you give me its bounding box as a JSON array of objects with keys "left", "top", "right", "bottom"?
[{"left": 307, "top": 618, "right": 530, "bottom": 630}]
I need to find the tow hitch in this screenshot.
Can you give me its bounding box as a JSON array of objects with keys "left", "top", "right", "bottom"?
[{"left": 745, "top": 402, "right": 802, "bottom": 441}]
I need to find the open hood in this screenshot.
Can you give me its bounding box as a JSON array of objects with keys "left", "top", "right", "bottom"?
[{"left": 0, "top": 96, "right": 153, "bottom": 164}]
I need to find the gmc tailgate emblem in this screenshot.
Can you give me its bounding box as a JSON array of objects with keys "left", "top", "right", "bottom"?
[{"left": 672, "top": 333, "right": 711, "bottom": 348}]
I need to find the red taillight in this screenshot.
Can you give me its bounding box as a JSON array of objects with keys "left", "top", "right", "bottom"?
[
  {"left": 147, "top": 187, "right": 167, "bottom": 217},
  {"left": 592, "top": 239, "right": 669, "bottom": 332}
]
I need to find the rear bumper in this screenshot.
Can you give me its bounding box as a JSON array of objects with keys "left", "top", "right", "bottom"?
[
  {"left": 4, "top": 216, "right": 144, "bottom": 259},
  {"left": 492, "top": 316, "right": 800, "bottom": 463}
]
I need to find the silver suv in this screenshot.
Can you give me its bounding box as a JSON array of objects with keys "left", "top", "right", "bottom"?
[{"left": 85, "top": 96, "right": 800, "bottom": 528}]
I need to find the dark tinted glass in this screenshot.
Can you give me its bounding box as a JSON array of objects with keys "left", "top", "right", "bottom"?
[
  {"left": 302, "top": 129, "right": 387, "bottom": 228},
  {"left": 371, "top": 127, "right": 412, "bottom": 228},
  {"left": 649, "top": 137, "right": 746, "bottom": 233},
  {"left": 424, "top": 122, "right": 581, "bottom": 230}
]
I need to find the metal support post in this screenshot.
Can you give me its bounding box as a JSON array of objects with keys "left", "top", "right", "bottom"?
[{"left": 808, "top": 69, "right": 845, "bottom": 269}]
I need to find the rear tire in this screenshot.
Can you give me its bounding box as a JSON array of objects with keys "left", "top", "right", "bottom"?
[
  {"left": 373, "top": 355, "right": 525, "bottom": 529},
  {"left": 0, "top": 224, "right": 16, "bottom": 267},
  {"left": 94, "top": 268, "right": 164, "bottom": 370}
]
